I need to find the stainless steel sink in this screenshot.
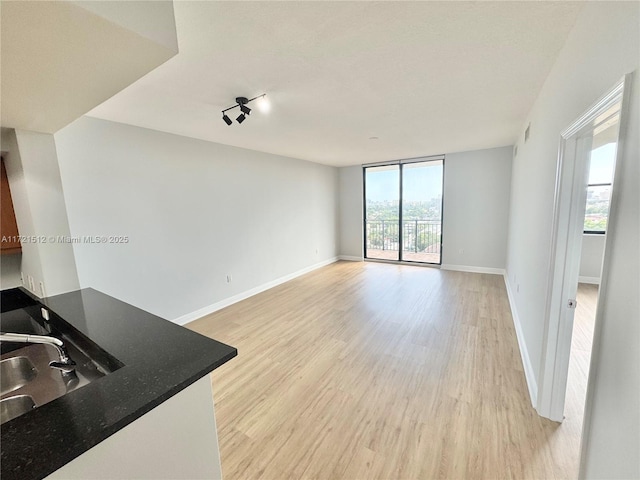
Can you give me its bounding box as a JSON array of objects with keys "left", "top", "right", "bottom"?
[
  {"left": 0, "top": 304, "right": 124, "bottom": 425},
  {"left": 0, "top": 343, "right": 107, "bottom": 424},
  {"left": 0, "top": 394, "right": 36, "bottom": 423},
  {"left": 0, "top": 356, "right": 37, "bottom": 396}
]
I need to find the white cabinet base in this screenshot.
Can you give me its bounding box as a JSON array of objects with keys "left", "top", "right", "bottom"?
[{"left": 46, "top": 376, "right": 222, "bottom": 480}]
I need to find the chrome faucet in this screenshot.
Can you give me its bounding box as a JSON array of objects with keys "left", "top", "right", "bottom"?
[{"left": 0, "top": 332, "right": 76, "bottom": 372}]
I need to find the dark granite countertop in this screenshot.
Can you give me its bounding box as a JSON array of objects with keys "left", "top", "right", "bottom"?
[{"left": 0, "top": 287, "right": 237, "bottom": 480}]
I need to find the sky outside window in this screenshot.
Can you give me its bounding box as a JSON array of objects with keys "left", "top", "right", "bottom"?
[{"left": 366, "top": 162, "right": 442, "bottom": 203}]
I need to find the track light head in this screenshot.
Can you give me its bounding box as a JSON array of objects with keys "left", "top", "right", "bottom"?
[{"left": 222, "top": 94, "right": 267, "bottom": 126}]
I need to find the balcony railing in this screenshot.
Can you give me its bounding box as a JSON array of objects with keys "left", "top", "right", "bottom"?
[{"left": 366, "top": 219, "right": 441, "bottom": 256}]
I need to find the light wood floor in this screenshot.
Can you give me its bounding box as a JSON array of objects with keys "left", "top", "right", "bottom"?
[
  {"left": 366, "top": 249, "right": 440, "bottom": 264},
  {"left": 564, "top": 284, "right": 598, "bottom": 443},
  {"left": 188, "top": 261, "right": 583, "bottom": 479}
]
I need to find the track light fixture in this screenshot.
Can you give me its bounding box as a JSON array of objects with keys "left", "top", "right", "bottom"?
[{"left": 221, "top": 94, "right": 267, "bottom": 126}]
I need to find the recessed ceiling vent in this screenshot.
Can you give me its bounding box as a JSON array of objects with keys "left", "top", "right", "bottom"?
[{"left": 524, "top": 123, "right": 531, "bottom": 142}]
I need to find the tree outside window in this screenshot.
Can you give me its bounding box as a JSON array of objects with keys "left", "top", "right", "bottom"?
[{"left": 584, "top": 142, "right": 616, "bottom": 234}]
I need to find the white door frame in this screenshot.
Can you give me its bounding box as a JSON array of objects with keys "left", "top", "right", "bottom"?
[{"left": 537, "top": 74, "right": 633, "bottom": 422}]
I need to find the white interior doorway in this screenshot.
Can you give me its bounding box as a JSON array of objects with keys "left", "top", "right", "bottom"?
[{"left": 537, "top": 74, "right": 632, "bottom": 423}]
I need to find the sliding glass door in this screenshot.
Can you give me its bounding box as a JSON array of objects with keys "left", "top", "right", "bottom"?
[
  {"left": 401, "top": 160, "right": 443, "bottom": 263},
  {"left": 364, "top": 158, "right": 443, "bottom": 265},
  {"left": 364, "top": 165, "right": 400, "bottom": 261}
]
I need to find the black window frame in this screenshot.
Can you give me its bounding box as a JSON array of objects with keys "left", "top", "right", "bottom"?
[
  {"left": 584, "top": 182, "right": 612, "bottom": 235},
  {"left": 362, "top": 156, "right": 445, "bottom": 266}
]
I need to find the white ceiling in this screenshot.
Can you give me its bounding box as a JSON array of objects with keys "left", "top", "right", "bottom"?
[
  {"left": 87, "top": 1, "right": 583, "bottom": 167},
  {"left": 1, "top": 1, "right": 177, "bottom": 133}
]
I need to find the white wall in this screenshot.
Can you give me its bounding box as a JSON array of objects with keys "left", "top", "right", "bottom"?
[
  {"left": 581, "top": 63, "right": 639, "bottom": 480},
  {"left": 14, "top": 130, "right": 81, "bottom": 296},
  {"left": 0, "top": 254, "right": 22, "bottom": 289},
  {"left": 1, "top": 129, "right": 80, "bottom": 297},
  {"left": 503, "top": 2, "right": 638, "bottom": 478},
  {"left": 54, "top": 116, "right": 339, "bottom": 321},
  {"left": 338, "top": 166, "right": 363, "bottom": 259},
  {"left": 1, "top": 129, "right": 44, "bottom": 293},
  {"left": 441, "top": 146, "right": 512, "bottom": 272},
  {"left": 579, "top": 235, "right": 604, "bottom": 282}
]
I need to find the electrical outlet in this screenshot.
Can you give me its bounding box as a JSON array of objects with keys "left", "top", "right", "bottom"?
[
  {"left": 39, "top": 282, "right": 46, "bottom": 297},
  {"left": 41, "top": 308, "right": 50, "bottom": 321},
  {"left": 28, "top": 275, "right": 35, "bottom": 292}
]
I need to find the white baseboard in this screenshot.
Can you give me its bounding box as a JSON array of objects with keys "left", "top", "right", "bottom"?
[
  {"left": 174, "top": 257, "right": 339, "bottom": 326},
  {"left": 338, "top": 255, "right": 363, "bottom": 262},
  {"left": 503, "top": 273, "right": 538, "bottom": 407},
  {"left": 441, "top": 264, "right": 505, "bottom": 275},
  {"left": 578, "top": 275, "right": 600, "bottom": 285}
]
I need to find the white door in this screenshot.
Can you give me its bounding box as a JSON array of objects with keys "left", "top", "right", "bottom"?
[{"left": 537, "top": 75, "right": 632, "bottom": 422}]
